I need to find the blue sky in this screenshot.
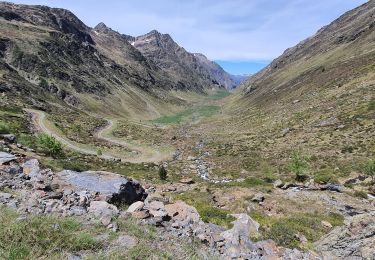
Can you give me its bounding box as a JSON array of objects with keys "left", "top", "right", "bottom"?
[{"left": 9, "top": 0, "right": 367, "bottom": 74}]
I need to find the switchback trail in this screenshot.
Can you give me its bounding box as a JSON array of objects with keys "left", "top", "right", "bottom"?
[{"left": 25, "top": 109, "right": 173, "bottom": 163}]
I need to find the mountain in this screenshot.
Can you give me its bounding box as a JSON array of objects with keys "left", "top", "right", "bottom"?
[
  {"left": 236, "top": 0, "right": 375, "bottom": 106},
  {"left": 124, "top": 30, "right": 236, "bottom": 90},
  {"left": 229, "top": 74, "right": 250, "bottom": 88},
  {"left": 223, "top": 0, "right": 375, "bottom": 176},
  {"left": 0, "top": 2, "right": 235, "bottom": 118}
]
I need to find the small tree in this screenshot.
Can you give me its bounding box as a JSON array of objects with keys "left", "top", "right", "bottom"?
[
  {"left": 97, "top": 149, "right": 103, "bottom": 156},
  {"left": 288, "top": 152, "right": 309, "bottom": 182},
  {"left": 363, "top": 160, "right": 375, "bottom": 181},
  {"left": 158, "top": 165, "right": 167, "bottom": 181},
  {"left": 36, "top": 133, "right": 64, "bottom": 158}
]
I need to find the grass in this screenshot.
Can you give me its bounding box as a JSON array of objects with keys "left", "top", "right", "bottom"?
[
  {"left": 0, "top": 207, "right": 102, "bottom": 259},
  {"left": 207, "top": 89, "right": 231, "bottom": 100},
  {"left": 250, "top": 211, "right": 344, "bottom": 248},
  {"left": 313, "top": 169, "right": 338, "bottom": 184},
  {"left": 151, "top": 105, "right": 221, "bottom": 125},
  {"left": 174, "top": 192, "right": 235, "bottom": 228}
]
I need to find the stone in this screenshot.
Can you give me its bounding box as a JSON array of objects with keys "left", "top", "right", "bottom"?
[
  {"left": 281, "top": 128, "right": 290, "bottom": 137},
  {"left": 187, "top": 156, "right": 196, "bottom": 161},
  {"left": 321, "top": 220, "right": 333, "bottom": 229},
  {"left": 1, "top": 134, "right": 16, "bottom": 143},
  {"left": 54, "top": 170, "right": 147, "bottom": 204},
  {"left": 8, "top": 165, "right": 22, "bottom": 175},
  {"left": 131, "top": 210, "right": 150, "bottom": 219},
  {"left": 165, "top": 201, "right": 200, "bottom": 224},
  {"left": 316, "top": 116, "right": 339, "bottom": 127},
  {"left": 114, "top": 235, "right": 137, "bottom": 248},
  {"left": 252, "top": 193, "right": 265, "bottom": 203},
  {"left": 22, "top": 159, "right": 40, "bottom": 178},
  {"left": 0, "top": 192, "right": 12, "bottom": 203},
  {"left": 219, "top": 214, "right": 260, "bottom": 258},
  {"left": 147, "top": 200, "right": 164, "bottom": 211},
  {"left": 101, "top": 215, "right": 112, "bottom": 226},
  {"left": 179, "top": 178, "right": 195, "bottom": 184},
  {"left": 273, "top": 179, "right": 284, "bottom": 188},
  {"left": 321, "top": 183, "right": 343, "bottom": 192},
  {"left": 87, "top": 201, "right": 119, "bottom": 217},
  {"left": 0, "top": 152, "right": 16, "bottom": 165},
  {"left": 127, "top": 201, "right": 144, "bottom": 213}
]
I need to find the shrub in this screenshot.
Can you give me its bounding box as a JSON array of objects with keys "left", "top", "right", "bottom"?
[
  {"left": 36, "top": 133, "right": 64, "bottom": 158},
  {"left": 97, "top": 149, "right": 102, "bottom": 156},
  {"left": 158, "top": 165, "right": 167, "bottom": 180},
  {"left": 363, "top": 160, "right": 375, "bottom": 180},
  {"left": 288, "top": 152, "right": 309, "bottom": 181},
  {"left": 0, "top": 122, "right": 10, "bottom": 134},
  {"left": 353, "top": 190, "right": 368, "bottom": 199},
  {"left": 314, "top": 169, "right": 338, "bottom": 184}
]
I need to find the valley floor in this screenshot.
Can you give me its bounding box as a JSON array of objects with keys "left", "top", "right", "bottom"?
[{"left": 0, "top": 87, "right": 374, "bottom": 259}]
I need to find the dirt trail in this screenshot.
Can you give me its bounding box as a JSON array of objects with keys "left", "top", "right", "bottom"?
[
  {"left": 95, "top": 119, "right": 172, "bottom": 163},
  {"left": 25, "top": 109, "right": 172, "bottom": 163}
]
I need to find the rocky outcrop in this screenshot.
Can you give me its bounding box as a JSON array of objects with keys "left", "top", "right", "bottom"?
[{"left": 315, "top": 211, "right": 375, "bottom": 259}]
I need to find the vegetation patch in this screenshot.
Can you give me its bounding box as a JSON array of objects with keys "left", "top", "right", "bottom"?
[
  {"left": 208, "top": 89, "right": 231, "bottom": 100},
  {"left": 151, "top": 105, "right": 221, "bottom": 125},
  {"left": 250, "top": 211, "right": 344, "bottom": 248},
  {"left": 0, "top": 207, "right": 102, "bottom": 259},
  {"left": 175, "top": 192, "right": 235, "bottom": 228}
]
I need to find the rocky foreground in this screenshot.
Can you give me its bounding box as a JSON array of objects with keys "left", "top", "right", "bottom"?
[{"left": 0, "top": 135, "right": 374, "bottom": 259}]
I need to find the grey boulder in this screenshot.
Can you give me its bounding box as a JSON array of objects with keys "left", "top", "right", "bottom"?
[
  {"left": 54, "top": 170, "right": 147, "bottom": 204},
  {"left": 0, "top": 152, "right": 16, "bottom": 165}
]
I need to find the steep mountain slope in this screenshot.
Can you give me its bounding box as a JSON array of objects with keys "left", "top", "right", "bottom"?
[
  {"left": 125, "top": 30, "right": 236, "bottom": 90},
  {"left": 0, "top": 2, "right": 234, "bottom": 119},
  {"left": 203, "top": 0, "right": 375, "bottom": 179},
  {"left": 236, "top": 0, "right": 375, "bottom": 107}
]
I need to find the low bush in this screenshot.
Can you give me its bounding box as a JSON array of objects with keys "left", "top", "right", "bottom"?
[
  {"left": 158, "top": 165, "right": 167, "bottom": 181},
  {"left": 363, "top": 159, "right": 375, "bottom": 180},
  {"left": 353, "top": 190, "right": 368, "bottom": 199},
  {"left": 36, "top": 133, "right": 64, "bottom": 158},
  {"left": 0, "top": 122, "right": 10, "bottom": 134},
  {"left": 288, "top": 152, "right": 309, "bottom": 181},
  {"left": 314, "top": 169, "right": 338, "bottom": 184}
]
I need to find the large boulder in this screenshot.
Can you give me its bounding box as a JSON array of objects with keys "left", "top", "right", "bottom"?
[
  {"left": 0, "top": 152, "right": 16, "bottom": 165},
  {"left": 165, "top": 200, "right": 200, "bottom": 225},
  {"left": 218, "top": 214, "right": 260, "bottom": 258},
  {"left": 53, "top": 170, "right": 147, "bottom": 204}
]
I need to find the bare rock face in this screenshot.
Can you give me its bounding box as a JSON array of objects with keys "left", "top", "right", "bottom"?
[
  {"left": 54, "top": 170, "right": 147, "bottom": 204},
  {"left": 314, "top": 211, "right": 375, "bottom": 259}
]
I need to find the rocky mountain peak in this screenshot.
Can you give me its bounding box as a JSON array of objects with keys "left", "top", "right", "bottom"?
[{"left": 94, "top": 22, "right": 110, "bottom": 32}]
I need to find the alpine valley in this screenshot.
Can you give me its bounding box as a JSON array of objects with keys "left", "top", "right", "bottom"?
[{"left": 0, "top": 1, "right": 374, "bottom": 259}]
